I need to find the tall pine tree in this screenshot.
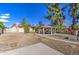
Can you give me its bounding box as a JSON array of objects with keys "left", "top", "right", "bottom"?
[{"left": 22, "top": 18, "right": 29, "bottom": 33}]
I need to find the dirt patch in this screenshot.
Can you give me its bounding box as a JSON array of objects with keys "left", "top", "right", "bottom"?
[{"left": 0, "top": 33, "right": 40, "bottom": 52}]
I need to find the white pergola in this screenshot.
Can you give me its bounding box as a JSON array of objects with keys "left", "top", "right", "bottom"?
[{"left": 39, "top": 26, "right": 56, "bottom": 35}]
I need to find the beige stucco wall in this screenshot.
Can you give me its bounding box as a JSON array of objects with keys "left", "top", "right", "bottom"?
[
  {"left": 6, "top": 27, "right": 24, "bottom": 33},
  {"left": 29, "top": 27, "right": 35, "bottom": 32},
  {"left": 18, "top": 28, "right": 24, "bottom": 32}
]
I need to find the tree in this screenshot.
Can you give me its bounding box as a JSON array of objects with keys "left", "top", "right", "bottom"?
[
  {"left": 0, "top": 21, "right": 5, "bottom": 34},
  {"left": 22, "top": 18, "right": 29, "bottom": 33},
  {"left": 45, "top": 3, "right": 66, "bottom": 33},
  {"left": 68, "top": 3, "right": 79, "bottom": 30},
  {"left": 0, "top": 22, "right": 5, "bottom": 28},
  {"left": 45, "top": 3, "right": 65, "bottom": 26}
]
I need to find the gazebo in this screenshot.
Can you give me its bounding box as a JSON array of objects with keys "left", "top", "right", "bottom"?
[{"left": 39, "top": 26, "right": 56, "bottom": 35}]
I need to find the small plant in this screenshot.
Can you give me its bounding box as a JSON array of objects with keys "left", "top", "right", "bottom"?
[{"left": 64, "top": 36, "right": 69, "bottom": 39}]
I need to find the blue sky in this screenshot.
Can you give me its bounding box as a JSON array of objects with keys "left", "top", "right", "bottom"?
[{"left": 0, "top": 3, "right": 72, "bottom": 27}]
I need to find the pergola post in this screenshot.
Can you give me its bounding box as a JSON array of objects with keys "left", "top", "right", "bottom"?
[
  {"left": 54, "top": 28, "right": 55, "bottom": 34},
  {"left": 39, "top": 28, "right": 41, "bottom": 34},
  {"left": 51, "top": 27, "right": 52, "bottom": 35},
  {"left": 43, "top": 28, "right": 45, "bottom": 34}
]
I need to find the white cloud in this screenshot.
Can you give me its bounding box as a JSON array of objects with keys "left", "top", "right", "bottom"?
[
  {"left": 0, "top": 15, "right": 10, "bottom": 19},
  {"left": 0, "top": 13, "right": 10, "bottom": 23},
  {"left": 0, "top": 13, "right": 10, "bottom": 19},
  {"left": 0, "top": 19, "right": 10, "bottom": 22},
  {"left": 4, "top": 13, "right": 10, "bottom": 16},
  {"left": 1, "top": 13, "right": 10, "bottom": 16}
]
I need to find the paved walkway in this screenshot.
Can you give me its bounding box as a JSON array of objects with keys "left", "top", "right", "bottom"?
[{"left": 0, "top": 43, "right": 63, "bottom": 55}]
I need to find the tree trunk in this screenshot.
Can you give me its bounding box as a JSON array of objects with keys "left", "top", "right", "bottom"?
[{"left": 2, "top": 28, "right": 4, "bottom": 34}]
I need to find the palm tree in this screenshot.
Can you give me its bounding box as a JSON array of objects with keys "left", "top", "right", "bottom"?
[
  {"left": 45, "top": 3, "right": 66, "bottom": 33},
  {"left": 68, "top": 3, "right": 79, "bottom": 30},
  {"left": 45, "top": 3, "right": 65, "bottom": 26}
]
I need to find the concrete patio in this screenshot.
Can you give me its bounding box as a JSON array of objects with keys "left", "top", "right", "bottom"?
[{"left": 0, "top": 43, "right": 63, "bottom": 55}]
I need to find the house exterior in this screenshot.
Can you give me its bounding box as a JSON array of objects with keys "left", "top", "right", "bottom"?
[
  {"left": 29, "top": 26, "right": 35, "bottom": 33},
  {"left": 11, "top": 23, "right": 24, "bottom": 32},
  {"left": 5, "top": 23, "right": 24, "bottom": 33},
  {"left": 6, "top": 23, "right": 36, "bottom": 33}
]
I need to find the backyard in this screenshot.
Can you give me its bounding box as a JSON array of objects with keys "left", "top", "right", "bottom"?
[
  {"left": 0, "top": 3, "right": 79, "bottom": 55},
  {"left": 0, "top": 32, "right": 40, "bottom": 52},
  {"left": 0, "top": 32, "right": 79, "bottom": 55}
]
